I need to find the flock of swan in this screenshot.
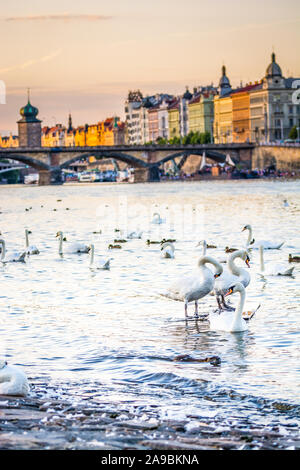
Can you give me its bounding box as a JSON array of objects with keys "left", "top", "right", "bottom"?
[{"left": 0, "top": 217, "right": 297, "bottom": 397}]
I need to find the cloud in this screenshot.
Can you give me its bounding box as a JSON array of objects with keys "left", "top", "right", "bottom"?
[
  {"left": 0, "top": 50, "right": 62, "bottom": 74},
  {"left": 4, "top": 14, "right": 113, "bottom": 22}
]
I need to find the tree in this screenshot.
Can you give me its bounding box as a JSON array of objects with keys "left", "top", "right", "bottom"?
[{"left": 289, "top": 126, "right": 298, "bottom": 140}]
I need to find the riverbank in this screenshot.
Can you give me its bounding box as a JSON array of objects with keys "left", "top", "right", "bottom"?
[{"left": 1, "top": 385, "right": 299, "bottom": 450}]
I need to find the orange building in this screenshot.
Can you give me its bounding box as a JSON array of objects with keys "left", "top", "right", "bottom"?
[{"left": 231, "top": 83, "right": 261, "bottom": 143}]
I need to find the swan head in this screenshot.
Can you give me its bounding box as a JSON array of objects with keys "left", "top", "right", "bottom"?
[
  {"left": 224, "top": 282, "right": 245, "bottom": 297},
  {"left": 0, "top": 360, "right": 8, "bottom": 369},
  {"left": 242, "top": 224, "right": 251, "bottom": 232}
]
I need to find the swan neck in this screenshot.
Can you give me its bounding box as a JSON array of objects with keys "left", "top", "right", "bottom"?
[
  {"left": 246, "top": 226, "right": 253, "bottom": 246},
  {"left": 25, "top": 230, "right": 29, "bottom": 248},
  {"left": 232, "top": 288, "right": 246, "bottom": 329},
  {"left": 90, "top": 245, "right": 94, "bottom": 265},
  {"left": 259, "top": 245, "right": 265, "bottom": 272},
  {"left": 228, "top": 251, "right": 244, "bottom": 276},
  {"left": 0, "top": 240, "right": 5, "bottom": 260},
  {"left": 59, "top": 233, "right": 63, "bottom": 255},
  {"left": 202, "top": 240, "right": 207, "bottom": 256}
]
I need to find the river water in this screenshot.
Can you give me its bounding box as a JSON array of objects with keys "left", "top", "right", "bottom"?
[{"left": 0, "top": 180, "right": 299, "bottom": 429}]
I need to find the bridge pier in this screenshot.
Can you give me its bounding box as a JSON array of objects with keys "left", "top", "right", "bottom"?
[
  {"left": 132, "top": 166, "right": 160, "bottom": 183},
  {"left": 39, "top": 167, "right": 63, "bottom": 186}
]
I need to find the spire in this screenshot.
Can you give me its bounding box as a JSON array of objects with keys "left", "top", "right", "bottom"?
[
  {"left": 68, "top": 113, "right": 73, "bottom": 132},
  {"left": 219, "top": 65, "right": 231, "bottom": 96}
]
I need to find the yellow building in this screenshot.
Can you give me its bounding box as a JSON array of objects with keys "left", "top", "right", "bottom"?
[
  {"left": 0, "top": 134, "right": 19, "bottom": 147},
  {"left": 168, "top": 100, "right": 180, "bottom": 139},
  {"left": 213, "top": 94, "right": 233, "bottom": 143},
  {"left": 188, "top": 91, "right": 215, "bottom": 135}
]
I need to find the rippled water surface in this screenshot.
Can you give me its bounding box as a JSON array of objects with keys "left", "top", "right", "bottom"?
[{"left": 0, "top": 180, "right": 299, "bottom": 424}]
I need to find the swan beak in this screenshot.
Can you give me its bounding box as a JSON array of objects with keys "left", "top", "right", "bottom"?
[
  {"left": 225, "top": 288, "right": 233, "bottom": 297},
  {"left": 245, "top": 258, "right": 250, "bottom": 268},
  {"left": 242, "top": 227, "right": 246, "bottom": 232},
  {"left": 214, "top": 272, "right": 221, "bottom": 279}
]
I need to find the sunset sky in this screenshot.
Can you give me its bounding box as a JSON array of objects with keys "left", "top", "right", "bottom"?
[{"left": 0, "top": 0, "right": 300, "bottom": 134}]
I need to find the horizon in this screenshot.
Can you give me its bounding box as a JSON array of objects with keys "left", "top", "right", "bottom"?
[{"left": 1, "top": 0, "right": 300, "bottom": 135}]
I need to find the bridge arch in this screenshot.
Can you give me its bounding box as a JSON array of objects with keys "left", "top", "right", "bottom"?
[
  {"left": 0, "top": 153, "right": 50, "bottom": 171},
  {"left": 152, "top": 150, "right": 226, "bottom": 167},
  {"left": 59, "top": 152, "right": 149, "bottom": 170}
]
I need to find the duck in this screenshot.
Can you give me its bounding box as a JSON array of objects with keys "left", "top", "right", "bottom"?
[
  {"left": 108, "top": 244, "right": 122, "bottom": 250},
  {"left": 161, "top": 255, "right": 223, "bottom": 318},
  {"left": 0, "top": 239, "right": 26, "bottom": 263},
  {"left": 209, "top": 283, "right": 254, "bottom": 333},
  {"left": 213, "top": 249, "right": 251, "bottom": 312},
  {"left": 161, "top": 242, "right": 175, "bottom": 259},
  {"left": 288, "top": 254, "right": 300, "bottom": 263},
  {"left": 0, "top": 360, "right": 30, "bottom": 396},
  {"left": 56, "top": 231, "right": 90, "bottom": 255},
  {"left": 25, "top": 229, "right": 40, "bottom": 255},
  {"left": 89, "top": 244, "right": 111, "bottom": 270},
  {"left": 242, "top": 224, "right": 284, "bottom": 249},
  {"left": 259, "top": 245, "right": 294, "bottom": 276}
]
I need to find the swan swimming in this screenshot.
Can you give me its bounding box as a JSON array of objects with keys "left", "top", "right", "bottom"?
[
  {"left": 242, "top": 224, "right": 284, "bottom": 250},
  {"left": 209, "top": 283, "right": 251, "bottom": 333},
  {"left": 25, "top": 229, "right": 40, "bottom": 255},
  {"left": 151, "top": 213, "right": 165, "bottom": 224},
  {"left": 89, "top": 244, "right": 111, "bottom": 270},
  {"left": 162, "top": 255, "right": 223, "bottom": 318},
  {"left": 259, "top": 245, "right": 294, "bottom": 277},
  {"left": 213, "top": 249, "right": 251, "bottom": 312},
  {"left": 56, "top": 231, "right": 90, "bottom": 255},
  {"left": 0, "top": 360, "right": 30, "bottom": 396},
  {"left": 161, "top": 242, "right": 175, "bottom": 259},
  {"left": 0, "top": 239, "right": 26, "bottom": 263}
]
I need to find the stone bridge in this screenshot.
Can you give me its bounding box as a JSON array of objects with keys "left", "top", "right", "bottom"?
[{"left": 0, "top": 143, "right": 255, "bottom": 184}]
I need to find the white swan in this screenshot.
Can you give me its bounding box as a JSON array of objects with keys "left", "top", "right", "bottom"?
[
  {"left": 213, "top": 249, "right": 251, "bottom": 311},
  {"left": 0, "top": 360, "right": 30, "bottom": 396},
  {"left": 259, "top": 245, "right": 294, "bottom": 277},
  {"left": 242, "top": 224, "right": 284, "bottom": 249},
  {"left": 151, "top": 212, "right": 165, "bottom": 224},
  {"left": 196, "top": 240, "right": 207, "bottom": 256},
  {"left": 127, "top": 230, "right": 144, "bottom": 239},
  {"left": 161, "top": 242, "right": 175, "bottom": 259},
  {"left": 162, "top": 255, "right": 223, "bottom": 318},
  {"left": 25, "top": 229, "right": 40, "bottom": 255},
  {"left": 209, "top": 283, "right": 250, "bottom": 333},
  {"left": 0, "top": 239, "right": 26, "bottom": 263},
  {"left": 89, "top": 244, "right": 111, "bottom": 270},
  {"left": 56, "top": 231, "right": 90, "bottom": 255}
]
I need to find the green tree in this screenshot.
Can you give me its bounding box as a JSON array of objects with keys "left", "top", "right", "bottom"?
[{"left": 289, "top": 126, "right": 298, "bottom": 140}]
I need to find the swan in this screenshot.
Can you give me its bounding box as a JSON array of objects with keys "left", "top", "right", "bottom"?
[
  {"left": 196, "top": 240, "right": 207, "bottom": 256},
  {"left": 161, "top": 242, "right": 175, "bottom": 259},
  {"left": 56, "top": 231, "right": 90, "bottom": 255},
  {"left": 25, "top": 229, "right": 40, "bottom": 255},
  {"left": 213, "top": 249, "right": 251, "bottom": 311},
  {"left": 259, "top": 245, "right": 294, "bottom": 277},
  {"left": 127, "top": 230, "right": 144, "bottom": 239},
  {"left": 242, "top": 224, "right": 284, "bottom": 249},
  {"left": 162, "top": 255, "right": 223, "bottom": 318},
  {"left": 0, "top": 239, "right": 26, "bottom": 263},
  {"left": 0, "top": 360, "right": 29, "bottom": 396},
  {"left": 209, "top": 283, "right": 250, "bottom": 333},
  {"left": 89, "top": 244, "right": 111, "bottom": 270},
  {"left": 151, "top": 212, "right": 165, "bottom": 224}
]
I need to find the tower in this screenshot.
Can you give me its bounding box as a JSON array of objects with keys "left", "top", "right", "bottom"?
[
  {"left": 17, "top": 90, "right": 41, "bottom": 147},
  {"left": 219, "top": 65, "right": 232, "bottom": 96}
]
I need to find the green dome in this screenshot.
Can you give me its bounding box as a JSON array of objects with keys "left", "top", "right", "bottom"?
[{"left": 19, "top": 99, "right": 39, "bottom": 122}]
